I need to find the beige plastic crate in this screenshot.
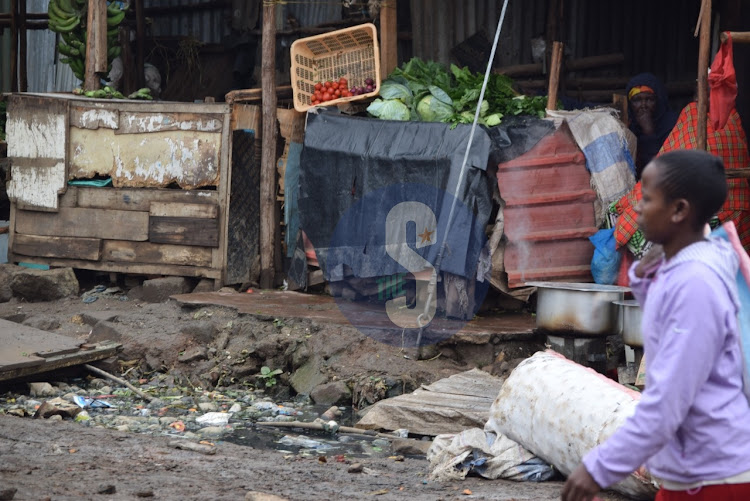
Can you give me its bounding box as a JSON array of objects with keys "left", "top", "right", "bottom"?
[{"left": 290, "top": 23, "right": 380, "bottom": 112}]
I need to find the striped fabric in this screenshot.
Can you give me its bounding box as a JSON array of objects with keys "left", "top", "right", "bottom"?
[{"left": 612, "top": 102, "right": 750, "bottom": 252}]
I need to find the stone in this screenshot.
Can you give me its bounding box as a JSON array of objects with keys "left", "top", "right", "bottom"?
[
  {"left": 47, "top": 414, "right": 63, "bottom": 422},
  {"left": 10, "top": 267, "right": 79, "bottom": 302},
  {"left": 178, "top": 346, "right": 208, "bottom": 363},
  {"left": 321, "top": 406, "right": 342, "bottom": 421},
  {"left": 96, "top": 484, "right": 116, "bottom": 494},
  {"left": 214, "top": 331, "right": 230, "bottom": 350},
  {"left": 22, "top": 316, "right": 61, "bottom": 331},
  {"left": 244, "top": 492, "right": 288, "bottom": 501},
  {"left": 140, "top": 277, "right": 193, "bottom": 303},
  {"left": 289, "top": 358, "right": 327, "bottom": 396},
  {"left": 291, "top": 343, "right": 310, "bottom": 368},
  {"left": 0, "top": 264, "right": 21, "bottom": 303},
  {"left": 198, "top": 426, "right": 228, "bottom": 437},
  {"left": 182, "top": 321, "right": 217, "bottom": 345},
  {"left": 0, "top": 488, "right": 17, "bottom": 501},
  {"left": 229, "top": 403, "right": 242, "bottom": 413},
  {"left": 192, "top": 278, "right": 216, "bottom": 293},
  {"left": 347, "top": 463, "right": 363, "bottom": 473},
  {"left": 310, "top": 381, "right": 351, "bottom": 406},
  {"left": 392, "top": 438, "right": 432, "bottom": 456},
  {"left": 134, "top": 490, "right": 154, "bottom": 498},
  {"left": 28, "top": 382, "right": 56, "bottom": 398},
  {"left": 198, "top": 402, "right": 217, "bottom": 412},
  {"left": 88, "top": 321, "right": 123, "bottom": 344}
]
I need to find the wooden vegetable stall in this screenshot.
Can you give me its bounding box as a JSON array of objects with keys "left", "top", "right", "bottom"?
[{"left": 4, "top": 93, "right": 261, "bottom": 287}]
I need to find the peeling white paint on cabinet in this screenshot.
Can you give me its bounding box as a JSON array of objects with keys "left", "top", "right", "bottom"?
[
  {"left": 7, "top": 114, "right": 66, "bottom": 160},
  {"left": 70, "top": 107, "right": 119, "bottom": 130},
  {"left": 117, "top": 112, "right": 224, "bottom": 134},
  {"left": 7, "top": 163, "right": 67, "bottom": 210},
  {"left": 69, "top": 127, "right": 221, "bottom": 189}
]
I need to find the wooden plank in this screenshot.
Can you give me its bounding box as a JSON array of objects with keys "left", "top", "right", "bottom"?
[
  {"left": 721, "top": 31, "right": 750, "bottom": 44},
  {"left": 116, "top": 111, "right": 224, "bottom": 134},
  {"left": 70, "top": 106, "right": 119, "bottom": 129},
  {"left": 696, "top": 0, "right": 711, "bottom": 150},
  {"left": 11, "top": 256, "right": 222, "bottom": 279},
  {"left": 13, "top": 234, "right": 102, "bottom": 261},
  {"left": 76, "top": 187, "right": 219, "bottom": 211},
  {"left": 225, "top": 85, "right": 293, "bottom": 105},
  {"left": 379, "top": 0, "right": 398, "bottom": 77},
  {"left": 0, "top": 318, "right": 83, "bottom": 359},
  {"left": 84, "top": 0, "right": 101, "bottom": 89},
  {"left": 230, "top": 103, "right": 261, "bottom": 131},
  {"left": 261, "top": 2, "right": 278, "bottom": 289},
  {"left": 93, "top": 0, "right": 107, "bottom": 73},
  {"left": 0, "top": 342, "right": 121, "bottom": 382},
  {"left": 101, "top": 240, "right": 212, "bottom": 267},
  {"left": 149, "top": 216, "right": 219, "bottom": 247},
  {"left": 216, "top": 111, "right": 231, "bottom": 287},
  {"left": 149, "top": 202, "right": 218, "bottom": 219},
  {"left": 14, "top": 207, "right": 149, "bottom": 241}
]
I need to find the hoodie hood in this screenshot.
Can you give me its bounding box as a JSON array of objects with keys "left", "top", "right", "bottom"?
[{"left": 661, "top": 237, "right": 740, "bottom": 308}]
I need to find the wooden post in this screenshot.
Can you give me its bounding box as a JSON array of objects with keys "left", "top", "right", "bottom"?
[
  {"left": 84, "top": 0, "right": 106, "bottom": 90},
  {"left": 260, "top": 2, "right": 278, "bottom": 289},
  {"left": 135, "top": 0, "right": 146, "bottom": 89},
  {"left": 10, "top": 0, "right": 17, "bottom": 92},
  {"left": 696, "top": 0, "right": 711, "bottom": 151},
  {"left": 546, "top": 41, "right": 564, "bottom": 111},
  {"left": 380, "top": 0, "right": 397, "bottom": 77},
  {"left": 18, "top": 0, "right": 27, "bottom": 91}
]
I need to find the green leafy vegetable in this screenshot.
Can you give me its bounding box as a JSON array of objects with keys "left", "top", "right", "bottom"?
[{"left": 368, "top": 57, "right": 547, "bottom": 127}]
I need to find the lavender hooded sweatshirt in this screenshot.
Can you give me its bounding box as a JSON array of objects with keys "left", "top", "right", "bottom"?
[{"left": 583, "top": 238, "right": 750, "bottom": 488}]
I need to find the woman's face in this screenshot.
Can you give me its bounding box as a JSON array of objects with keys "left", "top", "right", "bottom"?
[{"left": 630, "top": 92, "right": 657, "bottom": 117}]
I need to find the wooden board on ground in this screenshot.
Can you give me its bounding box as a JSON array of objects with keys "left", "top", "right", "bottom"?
[
  {"left": 0, "top": 341, "right": 121, "bottom": 382},
  {"left": 13, "top": 234, "right": 102, "bottom": 261},
  {"left": 0, "top": 318, "right": 84, "bottom": 358},
  {"left": 15, "top": 207, "right": 149, "bottom": 241},
  {"left": 355, "top": 369, "right": 504, "bottom": 436},
  {"left": 149, "top": 216, "right": 219, "bottom": 247}
]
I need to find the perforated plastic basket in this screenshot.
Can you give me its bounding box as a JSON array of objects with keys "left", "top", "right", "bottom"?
[{"left": 290, "top": 23, "right": 380, "bottom": 112}]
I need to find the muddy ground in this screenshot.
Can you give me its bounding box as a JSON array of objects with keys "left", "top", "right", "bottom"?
[{"left": 0, "top": 275, "right": 631, "bottom": 501}]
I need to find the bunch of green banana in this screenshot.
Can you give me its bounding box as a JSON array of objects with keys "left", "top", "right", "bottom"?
[
  {"left": 48, "top": 0, "right": 127, "bottom": 84},
  {"left": 128, "top": 88, "right": 153, "bottom": 100},
  {"left": 73, "top": 85, "right": 126, "bottom": 99}
]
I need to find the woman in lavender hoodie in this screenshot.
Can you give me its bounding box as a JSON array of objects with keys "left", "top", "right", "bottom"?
[{"left": 562, "top": 150, "right": 750, "bottom": 501}]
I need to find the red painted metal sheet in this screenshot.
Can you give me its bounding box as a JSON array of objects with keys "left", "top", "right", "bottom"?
[{"left": 497, "top": 122, "right": 597, "bottom": 288}]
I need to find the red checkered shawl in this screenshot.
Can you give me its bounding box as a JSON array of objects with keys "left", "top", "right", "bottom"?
[{"left": 613, "top": 102, "right": 750, "bottom": 248}]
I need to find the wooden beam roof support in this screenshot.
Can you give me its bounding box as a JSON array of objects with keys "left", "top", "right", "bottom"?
[
  {"left": 696, "top": 0, "right": 711, "bottom": 151},
  {"left": 260, "top": 1, "right": 278, "bottom": 289},
  {"left": 380, "top": 0, "right": 397, "bottom": 77}
]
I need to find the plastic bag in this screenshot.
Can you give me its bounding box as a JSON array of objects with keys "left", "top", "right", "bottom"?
[
  {"left": 711, "top": 222, "right": 750, "bottom": 404},
  {"left": 589, "top": 228, "right": 622, "bottom": 285},
  {"left": 709, "top": 33, "right": 737, "bottom": 131}
]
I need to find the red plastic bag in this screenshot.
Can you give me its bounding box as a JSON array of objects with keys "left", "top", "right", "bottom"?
[{"left": 709, "top": 32, "right": 738, "bottom": 131}]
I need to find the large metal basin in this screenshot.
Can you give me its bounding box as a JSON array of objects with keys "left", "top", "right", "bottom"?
[
  {"left": 527, "top": 282, "right": 630, "bottom": 336},
  {"left": 614, "top": 299, "right": 643, "bottom": 347}
]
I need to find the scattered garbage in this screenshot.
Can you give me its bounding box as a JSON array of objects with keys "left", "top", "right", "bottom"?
[
  {"left": 73, "top": 396, "right": 115, "bottom": 409},
  {"left": 278, "top": 434, "right": 333, "bottom": 450},
  {"left": 81, "top": 285, "right": 127, "bottom": 303},
  {"left": 196, "top": 412, "right": 232, "bottom": 426}
]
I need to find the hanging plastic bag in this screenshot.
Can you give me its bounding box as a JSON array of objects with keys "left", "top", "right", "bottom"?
[
  {"left": 589, "top": 228, "right": 622, "bottom": 285},
  {"left": 712, "top": 222, "right": 750, "bottom": 404},
  {"left": 708, "top": 32, "right": 737, "bottom": 131}
]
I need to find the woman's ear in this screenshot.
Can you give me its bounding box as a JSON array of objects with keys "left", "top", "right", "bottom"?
[{"left": 670, "top": 198, "right": 691, "bottom": 224}]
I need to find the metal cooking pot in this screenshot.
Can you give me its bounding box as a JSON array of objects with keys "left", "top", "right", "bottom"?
[
  {"left": 527, "top": 282, "right": 630, "bottom": 336},
  {"left": 614, "top": 299, "right": 643, "bottom": 347}
]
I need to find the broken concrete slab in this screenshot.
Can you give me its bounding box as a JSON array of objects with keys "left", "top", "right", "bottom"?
[
  {"left": 392, "top": 438, "right": 432, "bottom": 456},
  {"left": 178, "top": 346, "right": 208, "bottom": 363},
  {"left": 141, "top": 277, "right": 193, "bottom": 303},
  {"left": 28, "top": 382, "right": 56, "bottom": 398},
  {"left": 10, "top": 267, "right": 79, "bottom": 302},
  {"left": 80, "top": 311, "right": 124, "bottom": 327},
  {"left": 356, "top": 369, "right": 504, "bottom": 436},
  {"left": 310, "top": 381, "right": 351, "bottom": 406},
  {"left": 0, "top": 264, "right": 20, "bottom": 303}
]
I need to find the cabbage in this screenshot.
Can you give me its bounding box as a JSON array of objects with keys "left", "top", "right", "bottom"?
[
  {"left": 379, "top": 82, "right": 413, "bottom": 104},
  {"left": 416, "top": 94, "right": 454, "bottom": 122},
  {"left": 366, "top": 99, "right": 411, "bottom": 121}
]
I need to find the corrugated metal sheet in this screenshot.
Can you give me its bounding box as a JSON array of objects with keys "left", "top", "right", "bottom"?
[
  {"left": 25, "top": 0, "right": 57, "bottom": 92},
  {"left": 146, "top": 0, "right": 229, "bottom": 44},
  {"left": 496, "top": 123, "right": 595, "bottom": 287}
]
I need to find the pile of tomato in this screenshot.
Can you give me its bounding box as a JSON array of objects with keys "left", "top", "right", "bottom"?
[{"left": 311, "top": 78, "right": 351, "bottom": 106}]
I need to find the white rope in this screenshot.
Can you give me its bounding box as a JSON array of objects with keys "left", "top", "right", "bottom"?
[{"left": 417, "top": 0, "right": 510, "bottom": 337}]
